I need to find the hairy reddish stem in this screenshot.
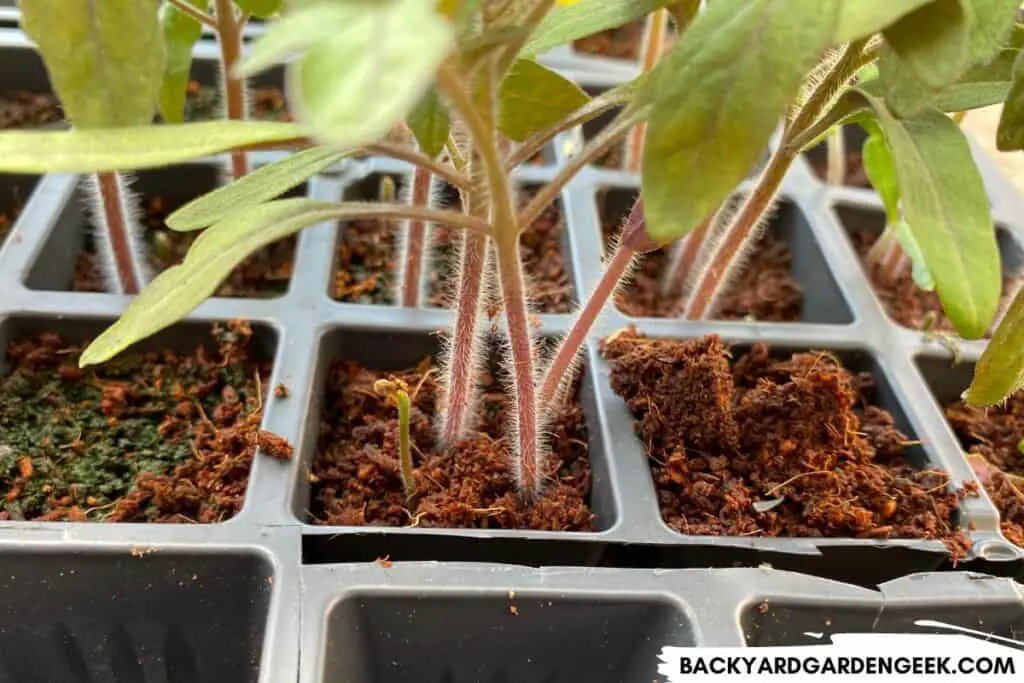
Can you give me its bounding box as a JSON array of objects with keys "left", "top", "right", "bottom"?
[
  {"left": 95, "top": 171, "right": 141, "bottom": 295},
  {"left": 438, "top": 193, "right": 490, "bottom": 448},
  {"left": 625, "top": 8, "right": 669, "bottom": 173},
  {"left": 539, "top": 202, "right": 646, "bottom": 405},
  {"left": 400, "top": 167, "right": 433, "bottom": 307},
  {"left": 215, "top": 0, "right": 248, "bottom": 179},
  {"left": 682, "top": 148, "right": 794, "bottom": 320}
]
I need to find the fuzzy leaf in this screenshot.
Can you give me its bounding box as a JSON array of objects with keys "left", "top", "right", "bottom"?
[
  {"left": 895, "top": 220, "right": 935, "bottom": 291},
  {"left": 864, "top": 93, "right": 1000, "bottom": 339},
  {"left": 498, "top": 60, "right": 589, "bottom": 143},
  {"left": 997, "top": 51, "right": 1024, "bottom": 150},
  {"left": 833, "top": 0, "right": 935, "bottom": 44},
  {"left": 18, "top": 0, "right": 165, "bottom": 128},
  {"left": 233, "top": 0, "right": 282, "bottom": 19},
  {"left": 882, "top": 0, "right": 970, "bottom": 90},
  {"left": 964, "top": 287, "right": 1024, "bottom": 407},
  {"left": 407, "top": 88, "right": 451, "bottom": 159},
  {"left": 520, "top": 0, "right": 676, "bottom": 58},
  {"left": 641, "top": 0, "right": 841, "bottom": 243},
  {"left": 168, "top": 147, "right": 350, "bottom": 230},
  {"left": 932, "top": 48, "right": 1018, "bottom": 112},
  {"left": 860, "top": 119, "right": 900, "bottom": 225},
  {"left": 158, "top": 0, "right": 208, "bottom": 123},
  {"left": 238, "top": 0, "right": 453, "bottom": 151},
  {"left": 80, "top": 199, "right": 360, "bottom": 366},
  {"left": 0, "top": 121, "right": 305, "bottom": 173}
]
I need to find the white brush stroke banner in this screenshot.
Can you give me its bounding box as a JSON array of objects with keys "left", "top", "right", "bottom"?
[{"left": 658, "top": 621, "right": 1024, "bottom": 682}]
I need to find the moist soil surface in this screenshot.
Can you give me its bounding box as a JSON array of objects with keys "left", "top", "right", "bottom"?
[
  {"left": 598, "top": 192, "right": 803, "bottom": 321},
  {"left": 0, "top": 322, "right": 286, "bottom": 523},
  {"left": 848, "top": 226, "right": 1012, "bottom": 336},
  {"left": 601, "top": 329, "right": 971, "bottom": 557},
  {"left": 74, "top": 190, "right": 295, "bottom": 297},
  {"left": 335, "top": 186, "right": 575, "bottom": 314},
  {"left": 941, "top": 392, "right": 1024, "bottom": 548},
  {"left": 0, "top": 80, "right": 290, "bottom": 131},
  {"left": 309, "top": 355, "right": 594, "bottom": 530}
]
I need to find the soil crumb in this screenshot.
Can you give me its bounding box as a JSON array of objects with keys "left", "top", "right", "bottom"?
[
  {"left": 310, "top": 355, "right": 594, "bottom": 530},
  {"left": 599, "top": 192, "right": 803, "bottom": 321},
  {"left": 74, "top": 193, "right": 294, "bottom": 297},
  {"left": 0, "top": 91, "right": 61, "bottom": 130},
  {"left": 333, "top": 216, "right": 398, "bottom": 304},
  {"left": 943, "top": 392, "right": 1024, "bottom": 548},
  {"left": 0, "top": 321, "right": 273, "bottom": 523},
  {"left": 849, "top": 226, "right": 1015, "bottom": 336},
  {"left": 600, "top": 329, "right": 971, "bottom": 557}
]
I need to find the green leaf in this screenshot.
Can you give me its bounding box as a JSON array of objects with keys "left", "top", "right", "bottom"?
[
  {"left": 965, "top": 0, "right": 1021, "bottom": 61},
  {"left": 234, "top": 0, "right": 282, "bottom": 19},
  {"left": 18, "top": 0, "right": 165, "bottom": 128},
  {"left": 641, "top": 0, "right": 841, "bottom": 243},
  {"left": 238, "top": 0, "right": 453, "bottom": 151},
  {"left": 498, "top": 60, "right": 589, "bottom": 143},
  {"left": 964, "top": 287, "right": 1024, "bottom": 407},
  {"left": 0, "top": 121, "right": 305, "bottom": 173},
  {"left": 520, "top": 0, "right": 676, "bottom": 59},
  {"left": 407, "top": 88, "right": 451, "bottom": 159},
  {"left": 863, "top": 93, "right": 1001, "bottom": 338},
  {"left": 833, "top": 0, "right": 935, "bottom": 44},
  {"left": 167, "top": 147, "right": 350, "bottom": 230},
  {"left": 158, "top": 0, "right": 208, "bottom": 123},
  {"left": 931, "top": 48, "right": 1017, "bottom": 112},
  {"left": 997, "top": 50, "right": 1024, "bottom": 150},
  {"left": 895, "top": 220, "right": 935, "bottom": 291},
  {"left": 80, "top": 198, "right": 352, "bottom": 367},
  {"left": 882, "top": 0, "right": 970, "bottom": 90},
  {"left": 860, "top": 119, "right": 900, "bottom": 225}
]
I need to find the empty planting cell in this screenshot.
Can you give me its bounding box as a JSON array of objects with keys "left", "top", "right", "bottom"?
[
  {"left": 302, "top": 328, "right": 616, "bottom": 532},
  {"left": 594, "top": 187, "right": 852, "bottom": 323},
  {"left": 0, "top": 46, "right": 58, "bottom": 130},
  {"left": 916, "top": 356, "right": 1024, "bottom": 549},
  {"left": 320, "top": 592, "right": 693, "bottom": 683},
  {"left": 601, "top": 330, "right": 968, "bottom": 552},
  {"left": 0, "top": 173, "right": 38, "bottom": 248},
  {"left": 0, "top": 548, "right": 272, "bottom": 683},
  {"left": 26, "top": 163, "right": 301, "bottom": 296},
  {"left": 185, "top": 60, "right": 289, "bottom": 122},
  {"left": 0, "top": 316, "right": 279, "bottom": 523},
  {"left": 333, "top": 174, "right": 575, "bottom": 312},
  {"left": 833, "top": 203, "right": 1023, "bottom": 335}
]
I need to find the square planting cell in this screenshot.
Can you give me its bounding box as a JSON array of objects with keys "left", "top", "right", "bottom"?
[
  {"left": 0, "top": 548, "right": 272, "bottom": 683},
  {"left": 332, "top": 174, "right": 575, "bottom": 312},
  {"left": 25, "top": 163, "right": 303, "bottom": 297},
  {"left": 320, "top": 592, "right": 693, "bottom": 683},
  {"left": 599, "top": 330, "right": 968, "bottom": 552},
  {"left": 299, "top": 328, "right": 617, "bottom": 535},
  {"left": 833, "top": 203, "right": 1023, "bottom": 336},
  {"left": 0, "top": 173, "right": 39, "bottom": 249},
  {"left": 916, "top": 355, "right": 1024, "bottom": 550},
  {"left": 593, "top": 187, "right": 853, "bottom": 323},
  {"left": 0, "top": 316, "right": 279, "bottom": 523}
]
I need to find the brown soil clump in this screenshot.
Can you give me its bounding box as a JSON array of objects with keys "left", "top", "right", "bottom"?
[
  {"left": 74, "top": 193, "right": 294, "bottom": 297},
  {"left": 310, "top": 356, "right": 594, "bottom": 530},
  {"left": 0, "top": 91, "right": 62, "bottom": 129},
  {"left": 599, "top": 194, "right": 803, "bottom": 321},
  {"left": 601, "top": 329, "right": 971, "bottom": 557},
  {"left": 942, "top": 392, "right": 1024, "bottom": 548},
  {"left": 333, "top": 216, "right": 397, "bottom": 304},
  {"left": 849, "top": 227, "right": 1014, "bottom": 336},
  {"left": 0, "top": 321, "right": 278, "bottom": 523}
]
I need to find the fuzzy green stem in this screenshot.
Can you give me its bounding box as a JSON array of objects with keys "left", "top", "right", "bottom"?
[
  {"left": 396, "top": 390, "right": 416, "bottom": 500},
  {"left": 214, "top": 0, "right": 249, "bottom": 180},
  {"left": 95, "top": 171, "right": 142, "bottom": 295},
  {"left": 438, "top": 61, "right": 542, "bottom": 500},
  {"left": 518, "top": 109, "right": 639, "bottom": 229},
  {"left": 167, "top": 0, "right": 217, "bottom": 28}
]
